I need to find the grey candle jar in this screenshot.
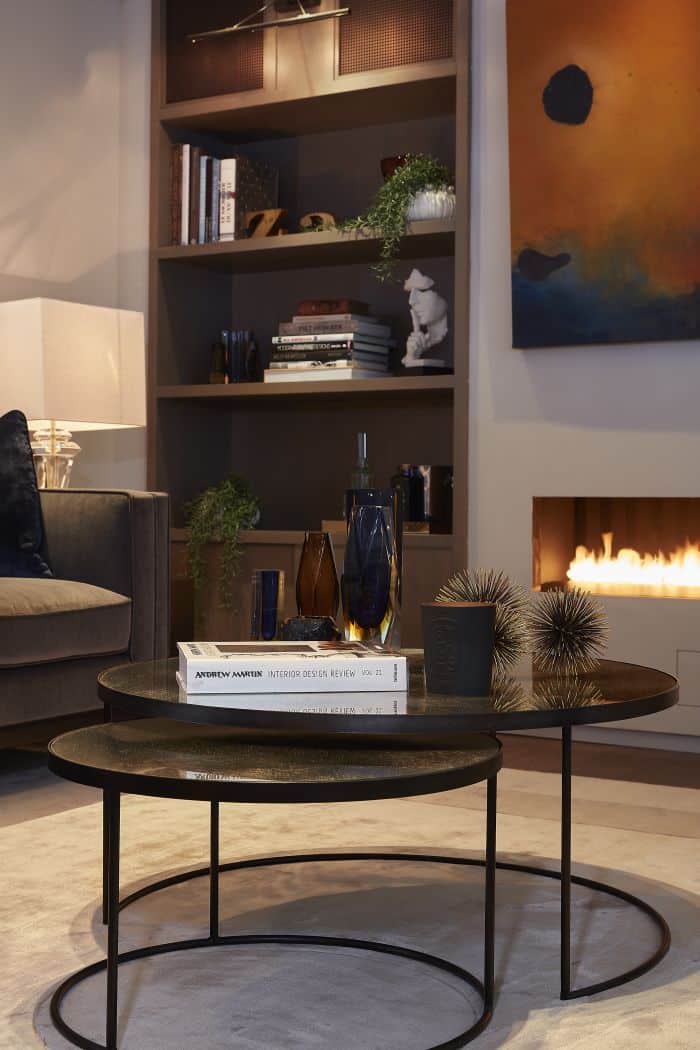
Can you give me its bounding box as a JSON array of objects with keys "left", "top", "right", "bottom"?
[{"left": 421, "top": 602, "right": 496, "bottom": 696}]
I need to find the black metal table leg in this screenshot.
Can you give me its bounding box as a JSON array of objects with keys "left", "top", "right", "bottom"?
[
  {"left": 560, "top": 725, "right": 572, "bottom": 999},
  {"left": 102, "top": 798, "right": 110, "bottom": 927},
  {"left": 484, "top": 775, "right": 497, "bottom": 1014},
  {"left": 102, "top": 706, "right": 112, "bottom": 927},
  {"left": 557, "top": 725, "right": 671, "bottom": 999},
  {"left": 105, "top": 791, "right": 120, "bottom": 1049},
  {"left": 210, "top": 801, "right": 220, "bottom": 943}
]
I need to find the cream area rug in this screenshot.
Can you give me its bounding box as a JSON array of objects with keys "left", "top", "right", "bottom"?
[{"left": 0, "top": 767, "right": 698, "bottom": 1049}]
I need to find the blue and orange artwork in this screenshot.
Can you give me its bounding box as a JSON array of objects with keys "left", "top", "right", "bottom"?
[{"left": 507, "top": 0, "right": 700, "bottom": 348}]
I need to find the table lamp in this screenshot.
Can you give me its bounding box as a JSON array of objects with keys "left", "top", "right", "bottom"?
[{"left": 0, "top": 298, "right": 146, "bottom": 488}]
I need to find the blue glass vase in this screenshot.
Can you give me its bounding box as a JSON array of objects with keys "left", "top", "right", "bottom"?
[{"left": 342, "top": 502, "right": 399, "bottom": 646}]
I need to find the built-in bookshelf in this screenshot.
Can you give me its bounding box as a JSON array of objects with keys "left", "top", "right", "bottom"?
[{"left": 149, "top": 0, "right": 471, "bottom": 645}]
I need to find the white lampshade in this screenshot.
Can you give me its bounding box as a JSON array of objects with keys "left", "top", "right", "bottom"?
[{"left": 0, "top": 298, "right": 146, "bottom": 431}]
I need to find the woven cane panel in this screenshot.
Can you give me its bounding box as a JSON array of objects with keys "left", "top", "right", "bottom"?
[
  {"left": 339, "top": 0, "right": 453, "bottom": 76},
  {"left": 166, "top": 0, "right": 265, "bottom": 104}
]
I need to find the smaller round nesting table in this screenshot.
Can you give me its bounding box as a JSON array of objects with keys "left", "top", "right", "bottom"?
[{"left": 48, "top": 719, "right": 502, "bottom": 1050}]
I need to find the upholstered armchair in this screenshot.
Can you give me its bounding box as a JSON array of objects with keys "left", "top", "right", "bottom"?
[{"left": 0, "top": 490, "right": 169, "bottom": 728}]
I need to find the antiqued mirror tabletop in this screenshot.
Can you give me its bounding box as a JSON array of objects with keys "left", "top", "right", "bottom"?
[
  {"left": 48, "top": 719, "right": 502, "bottom": 803},
  {"left": 98, "top": 655, "right": 678, "bottom": 741}
]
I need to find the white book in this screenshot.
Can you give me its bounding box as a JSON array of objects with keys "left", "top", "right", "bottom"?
[
  {"left": 272, "top": 345, "right": 390, "bottom": 358},
  {"left": 273, "top": 332, "right": 389, "bottom": 346},
  {"left": 198, "top": 155, "right": 208, "bottom": 244},
  {"left": 269, "top": 361, "right": 387, "bottom": 372},
  {"left": 177, "top": 641, "right": 407, "bottom": 694},
  {"left": 176, "top": 673, "right": 407, "bottom": 714},
  {"left": 211, "top": 158, "right": 221, "bottom": 241},
  {"left": 264, "top": 368, "right": 384, "bottom": 383},
  {"left": 219, "top": 157, "right": 237, "bottom": 240},
  {"left": 180, "top": 144, "right": 190, "bottom": 246}
]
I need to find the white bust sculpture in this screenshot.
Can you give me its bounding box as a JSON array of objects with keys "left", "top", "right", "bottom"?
[{"left": 402, "top": 268, "right": 449, "bottom": 369}]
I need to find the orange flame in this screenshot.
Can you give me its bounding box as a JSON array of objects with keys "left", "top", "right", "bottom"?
[{"left": 567, "top": 532, "right": 700, "bottom": 596}]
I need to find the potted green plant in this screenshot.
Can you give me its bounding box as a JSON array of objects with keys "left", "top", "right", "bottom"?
[
  {"left": 185, "top": 475, "right": 261, "bottom": 609},
  {"left": 342, "top": 154, "right": 454, "bottom": 282}
]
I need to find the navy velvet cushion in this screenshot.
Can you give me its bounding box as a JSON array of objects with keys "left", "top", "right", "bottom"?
[{"left": 0, "top": 410, "right": 52, "bottom": 578}]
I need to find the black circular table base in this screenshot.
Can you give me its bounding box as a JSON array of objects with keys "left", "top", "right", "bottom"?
[
  {"left": 50, "top": 850, "right": 670, "bottom": 1050},
  {"left": 122, "top": 852, "right": 670, "bottom": 999},
  {"left": 51, "top": 934, "right": 490, "bottom": 1050},
  {"left": 117, "top": 852, "right": 670, "bottom": 999}
]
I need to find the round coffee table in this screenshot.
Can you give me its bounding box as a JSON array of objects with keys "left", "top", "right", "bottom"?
[
  {"left": 48, "top": 721, "right": 501, "bottom": 1050},
  {"left": 98, "top": 656, "right": 679, "bottom": 1002}
]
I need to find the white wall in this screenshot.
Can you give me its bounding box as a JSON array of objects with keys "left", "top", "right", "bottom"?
[
  {"left": 469, "top": 0, "right": 700, "bottom": 746},
  {"left": 0, "top": 0, "right": 150, "bottom": 489}
]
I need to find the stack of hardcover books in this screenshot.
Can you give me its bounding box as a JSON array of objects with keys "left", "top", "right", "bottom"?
[
  {"left": 263, "top": 311, "right": 394, "bottom": 383},
  {"left": 170, "top": 144, "right": 278, "bottom": 246},
  {"left": 177, "top": 641, "right": 408, "bottom": 714}
]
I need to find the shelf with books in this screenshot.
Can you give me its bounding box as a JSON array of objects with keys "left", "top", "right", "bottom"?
[
  {"left": 156, "top": 375, "right": 455, "bottom": 400},
  {"left": 157, "top": 220, "right": 455, "bottom": 273},
  {"left": 149, "top": 0, "right": 472, "bottom": 647}
]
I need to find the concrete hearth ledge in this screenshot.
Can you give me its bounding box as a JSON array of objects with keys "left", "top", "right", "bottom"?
[{"left": 0, "top": 770, "right": 696, "bottom": 1048}]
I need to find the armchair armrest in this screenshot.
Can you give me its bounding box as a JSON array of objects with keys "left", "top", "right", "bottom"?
[{"left": 39, "top": 490, "right": 170, "bottom": 661}]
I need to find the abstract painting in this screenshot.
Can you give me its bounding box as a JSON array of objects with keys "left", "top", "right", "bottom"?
[{"left": 507, "top": 0, "right": 700, "bottom": 348}]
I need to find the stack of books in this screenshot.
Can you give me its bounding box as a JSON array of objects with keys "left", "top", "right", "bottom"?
[
  {"left": 263, "top": 311, "right": 394, "bottom": 384},
  {"left": 170, "top": 144, "right": 278, "bottom": 246},
  {"left": 177, "top": 641, "right": 408, "bottom": 714}
]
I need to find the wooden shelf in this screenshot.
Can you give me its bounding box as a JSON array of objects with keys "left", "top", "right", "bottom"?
[
  {"left": 157, "top": 374, "right": 455, "bottom": 400},
  {"left": 170, "top": 528, "right": 454, "bottom": 550},
  {"left": 159, "top": 73, "right": 457, "bottom": 138},
  {"left": 157, "top": 219, "right": 455, "bottom": 273}
]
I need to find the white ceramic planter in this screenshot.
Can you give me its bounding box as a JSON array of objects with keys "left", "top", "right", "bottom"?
[{"left": 406, "top": 187, "right": 456, "bottom": 223}]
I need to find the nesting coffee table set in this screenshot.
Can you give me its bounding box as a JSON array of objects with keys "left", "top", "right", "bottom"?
[{"left": 47, "top": 655, "right": 678, "bottom": 1049}]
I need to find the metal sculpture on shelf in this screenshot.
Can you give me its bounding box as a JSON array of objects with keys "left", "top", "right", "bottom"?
[
  {"left": 188, "top": 1, "right": 350, "bottom": 41},
  {"left": 402, "top": 268, "right": 449, "bottom": 370}
]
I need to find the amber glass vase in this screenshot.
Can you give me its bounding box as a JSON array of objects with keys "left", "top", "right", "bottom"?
[{"left": 296, "top": 531, "right": 340, "bottom": 618}]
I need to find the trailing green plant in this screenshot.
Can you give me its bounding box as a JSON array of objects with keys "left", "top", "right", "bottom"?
[
  {"left": 341, "top": 153, "right": 452, "bottom": 282},
  {"left": 185, "top": 475, "right": 261, "bottom": 609}
]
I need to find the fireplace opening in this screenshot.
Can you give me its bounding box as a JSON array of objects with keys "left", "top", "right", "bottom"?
[{"left": 533, "top": 498, "right": 700, "bottom": 598}]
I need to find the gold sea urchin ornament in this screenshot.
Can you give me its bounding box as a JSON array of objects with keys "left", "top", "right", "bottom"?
[
  {"left": 529, "top": 588, "right": 608, "bottom": 675},
  {"left": 435, "top": 569, "right": 529, "bottom": 675}
]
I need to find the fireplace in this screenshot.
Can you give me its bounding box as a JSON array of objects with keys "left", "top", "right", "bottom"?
[
  {"left": 533, "top": 498, "right": 700, "bottom": 598},
  {"left": 531, "top": 497, "right": 700, "bottom": 739}
]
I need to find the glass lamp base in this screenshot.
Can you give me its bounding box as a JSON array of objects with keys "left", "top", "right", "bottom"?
[{"left": 30, "top": 424, "right": 81, "bottom": 489}]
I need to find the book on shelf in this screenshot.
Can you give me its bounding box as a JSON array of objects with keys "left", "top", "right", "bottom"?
[
  {"left": 177, "top": 641, "right": 407, "bottom": 694},
  {"left": 178, "top": 144, "right": 190, "bottom": 247},
  {"left": 170, "top": 146, "right": 278, "bottom": 246},
  {"left": 273, "top": 332, "right": 391, "bottom": 347},
  {"left": 198, "top": 153, "right": 208, "bottom": 244},
  {"left": 272, "top": 340, "right": 389, "bottom": 356},
  {"left": 270, "top": 350, "right": 388, "bottom": 363},
  {"left": 271, "top": 352, "right": 388, "bottom": 367},
  {"left": 189, "top": 146, "right": 201, "bottom": 245},
  {"left": 280, "top": 317, "right": 391, "bottom": 338},
  {"left": 176, "top": 673, "right": 407, "bottom": 714},
  {"left": 269, "top": 359, "right": 388, "bottom": 373},
  {"left": 296, "top": 299, "right": 369, "bottom": 317},
  {"left": 264, "top": 367, "right": 388, "bottom": 383}
]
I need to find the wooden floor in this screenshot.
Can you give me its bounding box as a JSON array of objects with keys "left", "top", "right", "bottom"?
[{"left": 501, "top": 733, "right": 700, "bottom": 789}]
